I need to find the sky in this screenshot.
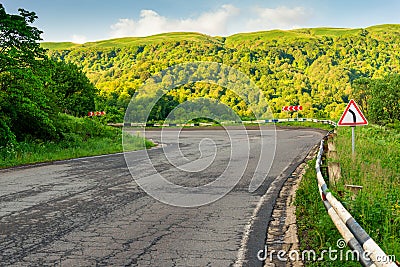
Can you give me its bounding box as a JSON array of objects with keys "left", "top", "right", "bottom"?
[{"left": 2, "top": 0, "right": 400, "bottom": 43}]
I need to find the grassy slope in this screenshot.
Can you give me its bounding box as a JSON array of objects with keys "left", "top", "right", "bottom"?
[
  {"left": 296, "top": 125, "right": 399, "bottom": 265},
  {"left": 334, "top": 126, "right": 400, "bottom": 257},
  {"left": 225, "top": 29, "right": 319, "bottom": 44},
  {"left": 41, "top": 32, "right": 223, "bottom": 50},
  {"left": 40, "top": 42, "right": 80, "bottom": 50},
  {"left": 367, "top": 24, "right": 400, "bottom": 34},
  {"left": 295, "top": 159, "right": 359, "bottom": 266},
  {"left": 41, "top": 24, "right": 400, "bottom": 50}
]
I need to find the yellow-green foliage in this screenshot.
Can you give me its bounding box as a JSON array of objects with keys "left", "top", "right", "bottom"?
[{"left": 43, "top": 25, "right": 400, "bottom": 121}]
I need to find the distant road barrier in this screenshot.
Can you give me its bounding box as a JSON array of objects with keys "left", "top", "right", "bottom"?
[
  {"left": 116, "top": 118, "right": 337, "bottom": 127},
  {"left": 259, "top": 118, "right": 336, "bottom": 126},
  {"left": 315, "top": 136, "right": 397, "bottom": 267}
]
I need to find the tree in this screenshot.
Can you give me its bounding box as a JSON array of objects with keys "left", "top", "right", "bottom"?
[
  {"left": 0, "top": 4, "right": 55, "bottom": 146},
  {"left": 368, "top": 74, "right": 400, "bottom": 124},
  {"left": 351, "top": 78, "right": 371, "bottom": 115},
  {"left": 0, "top": 68, "right": 57, "bottom": 142},
  {"left": 352, "top": 74, "right": 400, "bottom": 125},
  {"left": 48, "top": 60, "right": 97, "bottom": 116},
  {"left": 0, "top": 5, "right": 99, "bottom": 148},
  {"left": 0, "top": 4, "right": 46, "bottom": 73}
]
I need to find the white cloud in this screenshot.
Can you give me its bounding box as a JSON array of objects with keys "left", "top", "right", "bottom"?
[
  {"left": 110, "top": 5, "right": 240, "bottom": 37},
  {"left": 71, "top": 34, "right": 88, "bottom": 44},
  {"left": 109, "top": 5, "right": 312, "bottom": 38},
  {"left": 246, "top": 6, "right": 312, "bottom": 31}
]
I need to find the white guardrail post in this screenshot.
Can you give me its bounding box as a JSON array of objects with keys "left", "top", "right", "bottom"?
[{"left": 316, "top": 138, "right": 397, "bottom": 267}]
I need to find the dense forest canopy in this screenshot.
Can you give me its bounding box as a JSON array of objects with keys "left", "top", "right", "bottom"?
[{"left": 43, "top": 25, "right": 400, "bottom": 123}]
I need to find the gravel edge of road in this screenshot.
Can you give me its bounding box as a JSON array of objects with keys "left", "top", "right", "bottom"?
[{"left": 263, "top": 144, "right": 320, "bottom": 267}]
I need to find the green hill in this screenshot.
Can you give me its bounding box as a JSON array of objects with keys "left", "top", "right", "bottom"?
[
  {"left": 42, "top": 25, "right": 400, "bottom": 49},
  {"left": 42, "top": 24, "right": 400, "bottom": 121},
  {"left": 41, "top": 32, "right": 222, "bottom": 50},
  {"left": 40, "top": 42, "right": 80, "bottom": 50}
]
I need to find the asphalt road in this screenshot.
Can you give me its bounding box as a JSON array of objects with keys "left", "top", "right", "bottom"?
[{"left": 0, "top": 127, "right": 325, "bottom": 266}]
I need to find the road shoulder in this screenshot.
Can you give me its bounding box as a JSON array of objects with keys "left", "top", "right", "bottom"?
[{"left": 263, "top": 145, "right": 319, "bottom": 267}]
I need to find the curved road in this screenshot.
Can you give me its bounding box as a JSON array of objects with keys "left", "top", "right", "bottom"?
[{"left": 0, "top": 127, "right": 325, "bottom": 266}]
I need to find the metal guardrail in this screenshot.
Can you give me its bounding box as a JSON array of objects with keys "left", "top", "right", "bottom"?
[
  {"left": 262, "top": 118, "right": 337, "bottom": 126},
  {"left": 315, "top": 137, "right": 397, "bottom": 267},
  {"left": 119, "top": 118, "right": 338, "bottom": 127}
]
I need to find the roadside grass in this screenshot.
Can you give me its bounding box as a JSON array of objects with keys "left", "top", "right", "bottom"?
[
  {"left": 0, "top": 115, "right": 154, "bottom": 169},
  {"left": 334, "top": 126, "right": 400, "bottom": 259},
  {"left": 295, "top": 124, "right": 399, "bottom": 265},
  {"left": 295, "top": 160, "right": 359, "bottom": 266}
]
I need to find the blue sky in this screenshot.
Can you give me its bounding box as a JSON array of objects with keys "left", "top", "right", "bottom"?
[{"left": 2, "top": 0, "right": 400, "bottom": 43}]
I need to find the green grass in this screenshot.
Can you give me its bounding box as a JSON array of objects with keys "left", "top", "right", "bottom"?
[
  {"left": 295, "top": 124, "right": 399, "bottom": 265},
  {"left": 0, "top": 133, "right": 153, "bottom": 169},
  {"left": 0, "top": 115, "right": 154, "bottom": 169},
  {"left": 123, "top": 132, "right": 154, "bottom": 151},
  {"left": 40, "top": 42, "right": 80, "bottom": 50},
  {"left": 295, "top": 160, "right": 360, "bottom": 266},
  {"left": 293, "top": 27, "right": 363, "bottom": 37},
  {"left": 41, "top": 32, "right": 221, "bottom": 50},
  {"left": 225, "top": 29, "right": 318, "bottom": 45},
  {"left": 334, "top": 126, "right": 400, "bottom": 258},
  {"left": 367, "top": 24, "right": 400, "bottom": 34},
  {"left": 225, "top": 24, "right": 400, "bottom": 46}
]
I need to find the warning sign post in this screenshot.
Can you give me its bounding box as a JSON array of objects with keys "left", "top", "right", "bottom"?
[{"left": 338, "top": 99, "right": 368, "bottom": 155}]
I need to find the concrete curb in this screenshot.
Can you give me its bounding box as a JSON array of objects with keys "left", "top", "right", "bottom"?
[{"left": 263, "top": 146, "right": 319, "bottom": 267}]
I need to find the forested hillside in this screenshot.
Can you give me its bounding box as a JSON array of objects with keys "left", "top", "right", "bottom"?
[{"left": 43, "top": 25, "right": 400, "bottom": 122}]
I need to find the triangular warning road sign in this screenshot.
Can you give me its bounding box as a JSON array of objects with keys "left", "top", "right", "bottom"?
[{"left": 338, "top": 99, "right": 368, "bottom": 126}]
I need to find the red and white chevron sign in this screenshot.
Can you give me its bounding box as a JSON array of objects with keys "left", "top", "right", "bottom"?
[
  {"left": 282, "top": 105, "right": 303, "bottom": 112},
  {"left": 88, "top": 111, "right": 106, "bottom": 117}
]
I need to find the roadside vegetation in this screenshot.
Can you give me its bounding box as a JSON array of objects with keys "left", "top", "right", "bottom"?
[
  {"left": 0, "top": 114, "right": 153, "bottom": 168},
  {"left": 0, "top": 5, "right": 153, "bottom": 168},
  {"left": 295, "top": 159, "right": 359, "bottom": 267},
  {"left": 295, "top": 67, "right": 399, "bottom": 264},
  {"left": 334, "top": 125, "right": 400, "bottom": 258},
  {"left": 295, "top": 122, "right": 399, "bottom": 266},
  {"left": 296, "top": 125, "right": 399, "bottom": 265}
]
